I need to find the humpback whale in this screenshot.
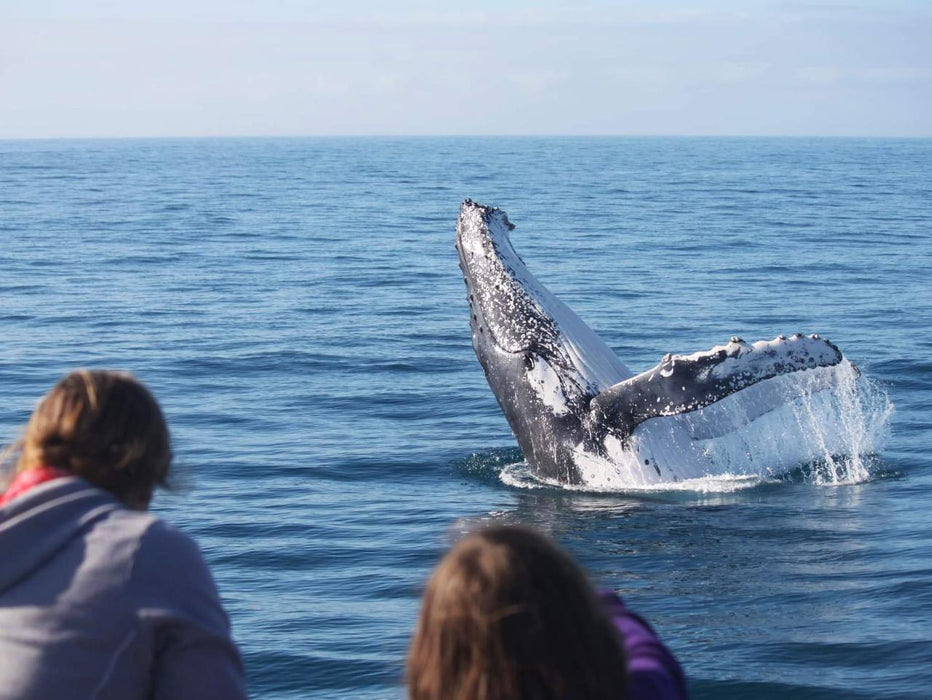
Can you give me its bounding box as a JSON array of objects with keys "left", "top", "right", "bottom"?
[{"left": 456, "top": 199, "right": 866, "bottom": 487}]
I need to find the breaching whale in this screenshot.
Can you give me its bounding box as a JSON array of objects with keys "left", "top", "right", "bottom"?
[{"left": 456, "top": 199, "right": 866, "bottom": 487}]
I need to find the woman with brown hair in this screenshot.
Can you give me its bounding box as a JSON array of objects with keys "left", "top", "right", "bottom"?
[
  {"left": 408, "top": 525, "right": 688, "bottom": 700},
  {"left": 0, "top": 370, "right": 246, "bottom": 700}
]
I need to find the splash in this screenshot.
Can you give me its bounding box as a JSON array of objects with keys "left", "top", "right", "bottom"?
[
  {"left": 499, "top": 361, "right": 892, "bottom": 492},
  {"left": 791, "top": 366, "right": 893, "bottom": 485},
  {"left": 692, "top": 361, "right": 892, "bottom": 485}
]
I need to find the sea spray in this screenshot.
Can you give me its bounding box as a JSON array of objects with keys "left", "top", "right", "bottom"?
[{"left": 500, "top": 361, "right": 892, "bottom": 492}]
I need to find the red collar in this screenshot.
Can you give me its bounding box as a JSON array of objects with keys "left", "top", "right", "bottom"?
[{"left": 0, "top": 466, "right": 71, "bottom": 508}]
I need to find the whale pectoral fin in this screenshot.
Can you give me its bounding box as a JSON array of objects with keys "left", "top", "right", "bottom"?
[
  {"left": 593, "top": 350, "right": 734, "bottom": 425},
  {"left": 590, "top": 334, "right": 848, "bottom": 439},
  {"left": 588, "top": 367, "right": 670, "bottom": 440}
]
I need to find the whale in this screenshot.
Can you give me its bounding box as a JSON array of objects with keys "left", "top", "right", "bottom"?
[{"left": 455, "top": 199, "right": 866, "bottom": 487}]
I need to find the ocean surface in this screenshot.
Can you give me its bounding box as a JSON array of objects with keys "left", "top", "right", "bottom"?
[{"left": 1, "top": 136, "right": 930, "bottom": 699}]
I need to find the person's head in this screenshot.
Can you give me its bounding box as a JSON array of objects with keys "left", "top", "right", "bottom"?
[
  {"left": 407, "top": 525, "right": 627, "bottom": 700},
  {"left": 13, "top": 370, "right": 171, "bottom": 510}
]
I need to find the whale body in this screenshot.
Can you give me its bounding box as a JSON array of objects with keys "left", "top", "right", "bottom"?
[{"left": 456, "top": 199, "right": 866, "bottom": 486}]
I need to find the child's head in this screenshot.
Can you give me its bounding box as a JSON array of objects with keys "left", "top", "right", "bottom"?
[
  {"left": 408, "top": 525, "right": 627, "bottom": 700},
  {"left": 15, "top": 369, "right": 171, "bottom": 509}
]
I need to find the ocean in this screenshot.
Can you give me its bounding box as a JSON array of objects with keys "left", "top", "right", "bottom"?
[{"left": 1, "top": 136, "right": 930, "bottom": 699}]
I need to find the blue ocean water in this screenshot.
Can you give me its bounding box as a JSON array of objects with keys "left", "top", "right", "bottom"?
[{"left": 1, "top": 136, "right": 930, "bottom": 699}]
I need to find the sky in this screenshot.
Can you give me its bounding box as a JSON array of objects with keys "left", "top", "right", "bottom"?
[{"left": 1, "top": 1, "right": 930, "bottom": 138}]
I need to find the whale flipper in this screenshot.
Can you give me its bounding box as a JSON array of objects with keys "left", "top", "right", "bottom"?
[{"left": 589, "top": 334, "right": 845, "bottom": 441}]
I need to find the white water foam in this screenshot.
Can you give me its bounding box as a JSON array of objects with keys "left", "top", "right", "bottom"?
[{"left": 500, "top": 460, "right": 769, "bottom": 493}]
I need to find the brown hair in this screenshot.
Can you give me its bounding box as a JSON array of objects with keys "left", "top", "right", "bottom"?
[
  {"left": 11, "top": 370, "right": 171, "bottom": 509},
  {"left": 407, "top": 525, "right": 627, "bottom": 700}
]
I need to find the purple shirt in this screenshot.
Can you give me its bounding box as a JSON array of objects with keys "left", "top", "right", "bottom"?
[{"left": 598, "top": 590, "right": 690, "bottom": 700}]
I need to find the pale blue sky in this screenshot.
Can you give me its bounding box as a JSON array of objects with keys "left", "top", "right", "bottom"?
[{"left": 1, "top": 1, "right": 929, "bottom": 137}]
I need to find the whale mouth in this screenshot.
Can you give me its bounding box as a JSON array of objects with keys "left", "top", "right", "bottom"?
[
  {"left": 455, "top": 199, "right": 542, "bottom": 355},
  {"left": 455, "top": 201, "right": 500, "bottom": 348}
]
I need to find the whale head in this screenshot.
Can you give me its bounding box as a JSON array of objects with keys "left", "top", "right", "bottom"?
[
  {"left": 455, "top": 199, "right": 633, "bottom": 483},
  {"left": 456, "top": 199, "right": 555, "bottom": 356},
  {"left": 456, "top": 199, "right": 630, "bottom": 387}
]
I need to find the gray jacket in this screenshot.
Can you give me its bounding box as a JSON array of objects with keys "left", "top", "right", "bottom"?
[{"left": 0, "top": 477, "right": 247, "bottom": 699}]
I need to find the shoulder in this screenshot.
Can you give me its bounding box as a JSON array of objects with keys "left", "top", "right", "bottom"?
[
  {"left": 135, "top": 518, "right": 213, "bottom": 575},
  {"left": 597, "top": 590, "right": 691, "bottom": 700},
  {"left": 129, "top": 518, "right": 231, "bottom": 633}
]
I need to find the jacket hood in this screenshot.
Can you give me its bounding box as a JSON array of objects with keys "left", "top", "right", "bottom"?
[{"left": 0, "top": 477, "right": 123, "bottom": 593}]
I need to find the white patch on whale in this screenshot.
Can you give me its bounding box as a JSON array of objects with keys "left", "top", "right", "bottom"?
[{"left": 526, "top": 357, "right": 572, "bottom": 416}]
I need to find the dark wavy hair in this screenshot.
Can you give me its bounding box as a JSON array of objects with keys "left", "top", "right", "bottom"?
[
  {"left": 407, "top": 525, "right": 627, "bottom": 700},
  {"left": 11, "top": 370, "right": 171, "bottom": 509}
]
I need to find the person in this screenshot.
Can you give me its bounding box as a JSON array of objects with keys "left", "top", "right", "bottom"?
[
  {"left": 0, "top": 370, "right": 247, "bottom": 700},
  {"left": 407, "top": 525, "right": 689, "bottom": 700}
]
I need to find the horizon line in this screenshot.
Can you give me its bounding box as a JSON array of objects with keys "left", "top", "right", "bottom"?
[{"left": 3, "top": 133, "right": 931, "bottom": 142}]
